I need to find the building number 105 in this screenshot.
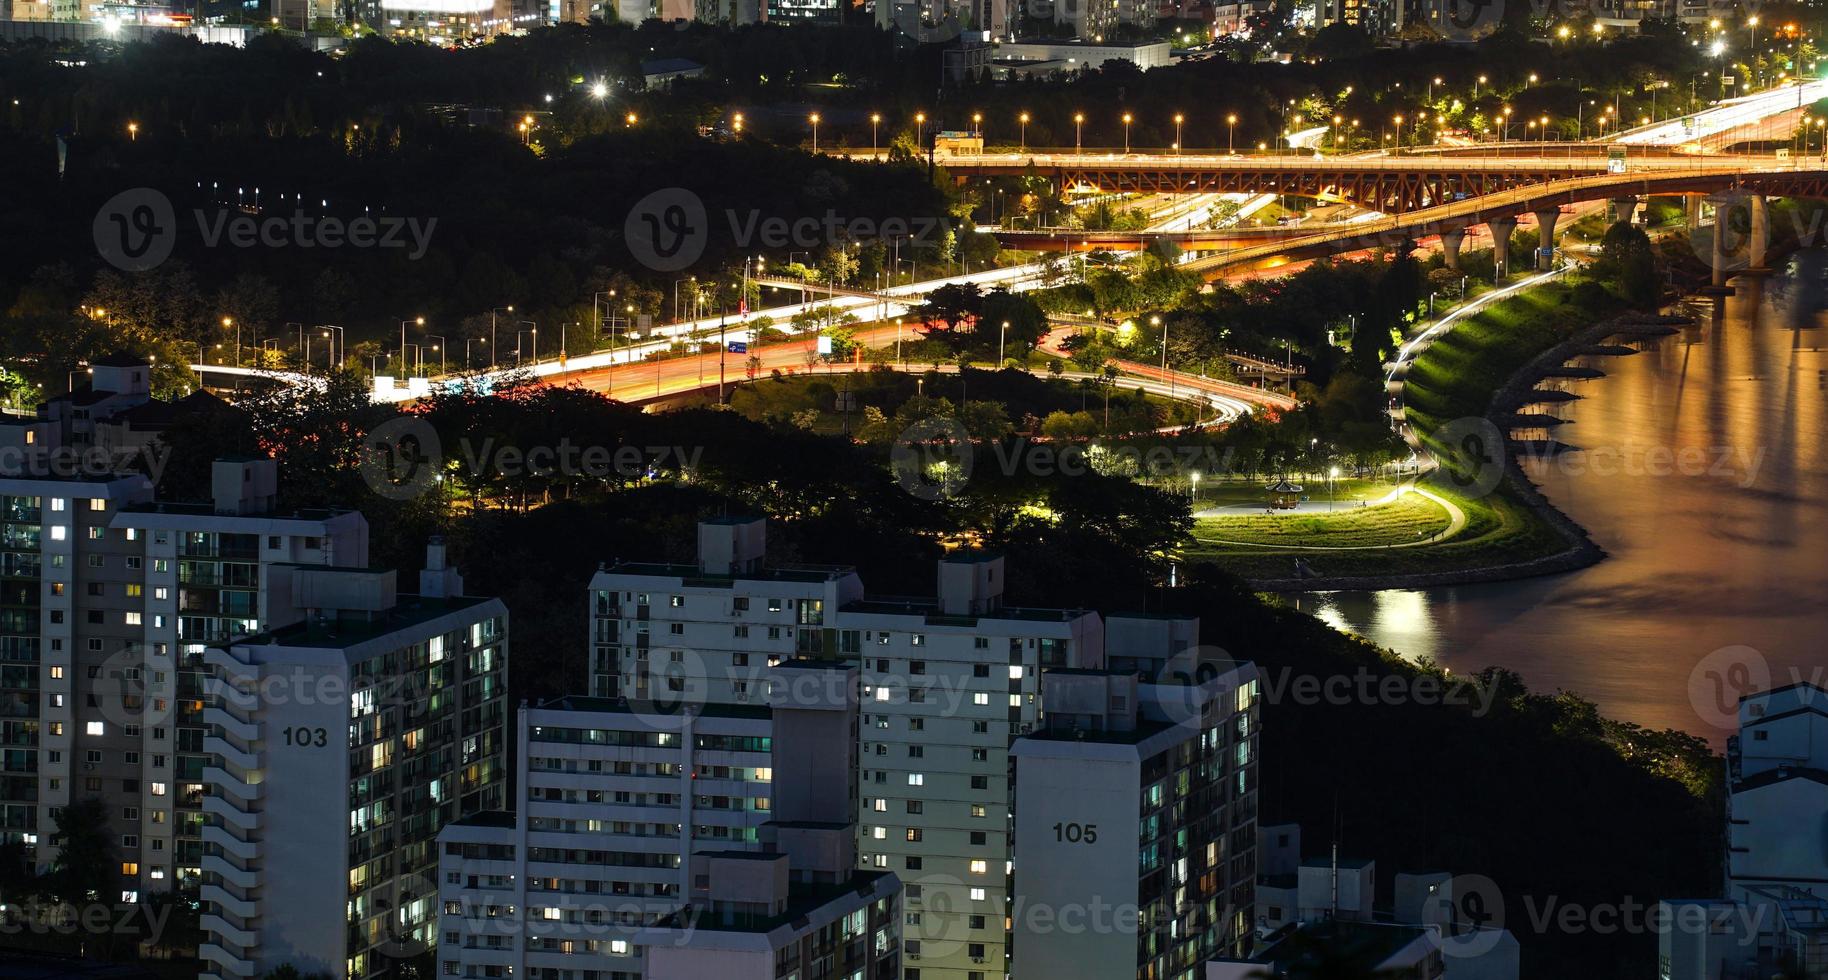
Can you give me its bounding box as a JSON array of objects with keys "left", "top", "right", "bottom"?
[{"left": 1053, "top": 822, "right": 1098, "bottom": 844}]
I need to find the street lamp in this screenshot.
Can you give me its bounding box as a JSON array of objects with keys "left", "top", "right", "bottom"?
[
  {"left": 489, "top": 306, "right": 513, "bottom": 369},
  {"left": 400, "top": 316, "right": 423, "bottom": 373},
  {"left": 1019, "top": 111, "right": 1030, "bottom": 151},
  {"left": 426, "top": 335, "right": 446, "bottom": 374},
  {"left": 809, "top": 112, "right": 820, "bottom": 153},
  {"left": 733, "top": 112, "right": 744, "bottom": 134},
  {"left": 127, "top": 121, "right": 138, "bottom": 141},
  {"left": 1173, "top": 112, "right": 1184, "bottom": 152},
  {"left": 870, "top": 112, "right": 881, "bottom": 156},
  {"left": 1393, "top": 114, "right": 1404, "bottom": 151},
  {"left": 1227, "top": 113, "right": 1237, "bottom": 155},
  {"left": 1074, "top": 112, "right": 1085, "bottom": 153},
  {"left": 999, "top": 320, "right": 1010, "bottom": 365},
  {"left": 1122, "top": 112, "right": 1133, "bottom": 153},
  {"left": 1475, "top": 74, "right": 1487, "bottom": 97},
  {"left": 972, "top": 111, "right": 982, "bottom": 137},
  {"left": 222, "top": 316, "right": 240, "bottom": 367},
  {"left": 625, "top": 111, "right": 638, "bottom": 127}
]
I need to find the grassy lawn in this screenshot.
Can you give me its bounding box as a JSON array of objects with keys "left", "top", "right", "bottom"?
[
  {"left": 1191, "top": 476, "right": 1400, "bottom": 509},
  {"left": 1190, "top": 490, "right": 1452, "bottom": 550},
  {"left": 1186, "top": 277, "right": 1621, "bottom": 581}
]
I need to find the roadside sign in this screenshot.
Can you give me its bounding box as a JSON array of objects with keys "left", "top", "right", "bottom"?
[
  {"left": 728, "top": 341, "right": 747, "bottom": 354},
  {"left": 816, "top": 335, "right": 833, "bottom": 355}
]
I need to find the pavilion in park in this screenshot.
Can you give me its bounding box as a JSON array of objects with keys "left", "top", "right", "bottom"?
[{"left": 1267, "top": 477, "right": 1304, "bottom": 510}]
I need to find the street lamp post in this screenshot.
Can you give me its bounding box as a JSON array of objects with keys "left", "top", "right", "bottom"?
[
  {"left": 1393, "top": 114, "right": 1404, "bottom": 152},
  {"left": 489, "top": 306, "right": 513, "bottom": 370},
  {"left": 999, "top": 320, "right": 1009, "bottom": 366},
  {"left": 400, "top": 316, "right": 424, "bottom": 374},
  {"left": 1019, "top": 112, "right": 1029, "bottom": 151},
  {"left": 1122, "top": 112, "right": 1133, "bottom": 153},
  {"left": 870, "top": 113, "right": 881, "bottom": 156},
  {"left": 320, "top": 324, "right": 344, "bottom": 370},
  {"left": 1227, "top": 113, "right": 1237, "bottom": 155},
  {"left": 1074, "top": 112, "right": 1084, "bottom": 153},
  {"left": 809, "top": 112, "right": 820, "bottom": 153},
  {"left": 1173, "top": 112, "right": 1184, "bottom": 152},
  {"left": 426, "top": 335, "right": 446, "bottom": 374}
]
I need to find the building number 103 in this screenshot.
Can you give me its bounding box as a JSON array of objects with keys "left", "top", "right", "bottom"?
[
  {"left": 1053, "top": 822, "right": 1098, "bottom": 844},
  {"left": 283, "top": 726, "right": 329, "bottom": 747}
]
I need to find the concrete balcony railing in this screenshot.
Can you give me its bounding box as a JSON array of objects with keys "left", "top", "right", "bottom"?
[
  {"left": 200, "top": 883, "right": 259, "bottom": 920},
  {"left": 202, "top": 824, "right": 261, "bottom": 863},
  {"left": 200, "top": 916, "right": 259, "bottom": 954},
  {"left": 202, "top": 766, "right": 263, "bottom": 802},
  {"left": 201, "top": 856, "right": 259, "bottom": 891},
  {"left": 199, "top": 942, "right": 257, "bottom": 978},
  {"left": 202, "top": 706, "right": 260, "bottom": 744},
  {"left": 201, "top": 793, "right": 260, "bottom": 831},
  {"left": 204, "top": 739, "right": 261, "bottom": 774}
]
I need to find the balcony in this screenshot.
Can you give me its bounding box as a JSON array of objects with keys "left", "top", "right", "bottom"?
[
  {"left": 199, "top": 943, "right": 257, "bottom": 978},
  {"left": 201, "top": 883, "right": 259, "bottom": 920},
  {"left": 200, "top": 915, "right": 260, "bottom": 953},
  {"left": 201, "top": 793, "right": 260, "bottom": 831},
  {"left": 202, "top": 767, "right": 262, "bottom": 803},
  {"left": 201, "top": 856, "right": 259, "bottom": 891},
  {"left": 202, "top": 824, "right": 261, "bottom": 863},
  {"left": 202, "top": 707, "right": 260, "bottom": 744}
]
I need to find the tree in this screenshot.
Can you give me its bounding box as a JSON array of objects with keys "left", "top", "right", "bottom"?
[
  {"left": 47, "top": 798, "right": 115, "bottom": 905},
  {"left": 911, "top": 283, "right": 983, "bottom": 343}
]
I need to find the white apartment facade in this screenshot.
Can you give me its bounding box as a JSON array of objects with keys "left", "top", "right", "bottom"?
[
  {"left": 200, "top": 546, "right": 509, "bottom": 980},
  {"left": 439, "top": 659, "right": 901, "bottom": 980},
  {"left": 588, "top": 518, "right": 1112, "bottom": 980},
  {"left": 1009, "top": 665, "right": 1262, "bottom": 980}
]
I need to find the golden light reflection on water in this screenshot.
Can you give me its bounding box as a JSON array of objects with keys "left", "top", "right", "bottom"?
[{"left": 1297, "top": 267, "right": 1828, "bottom": 738}]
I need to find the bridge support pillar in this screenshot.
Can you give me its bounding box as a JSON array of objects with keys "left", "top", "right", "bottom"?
[
  {"left": 1610, "top": 196, "right": 1639, "bottom": 225},
  {"left": 1711, "top": 214, "right": 1729, "bottom": 287},
  {"left": 1532, "top": 208, "right": 1562, "bottom": 270},
  {"left": 1440, "top": 228, "right": 1466, "bottom": 271},
  {"left": 1749, "top": 194, "right": 1769, "bottom": 271},
  {"left": 1686, "top": 193, "right": 1705, "bottom": 232},
  {"left": 1487, "top": 216, "right": 1518, "bottom": 279}
]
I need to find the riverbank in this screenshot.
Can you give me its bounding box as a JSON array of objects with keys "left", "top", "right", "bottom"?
[{"left": 1223, "top": 277, "right": 1643, "bottom": 590}]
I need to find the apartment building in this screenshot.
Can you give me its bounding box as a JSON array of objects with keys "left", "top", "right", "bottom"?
[
  {"left": 589, "top": 518, "right": 1115, "bottom": 980},
  {"left": 1009, "top": 664, "right": 1262, "bottom": 980},
  {"left": 437, "top": 659, "right": 900, "bottom": 980},
  {"left": 1656, "top": 681, "right": 1828, "bottom": 980},
  {"left": 0, "top": 454, "right": 372, "bottom": 901},
  {"left": 200, "top": 541, "right": 509, "bottom": 980}
]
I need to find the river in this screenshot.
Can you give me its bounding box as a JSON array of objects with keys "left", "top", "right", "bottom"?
[{"left": 1292, "top": 261, "right": 1828, "bottom": 739}]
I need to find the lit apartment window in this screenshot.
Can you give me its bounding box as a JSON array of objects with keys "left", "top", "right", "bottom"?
[
  {"left": 907, "top": 773, "right": 924, "bottom": 786},
  {"left": 150, "top": 782, "right": 167, "bottom": 796},
  {"left": 970, "top": 888, "right": 987, "bottom": 901},
  {"left": 969, "top": 860, "right": 987, "bottom": 875},
  {"left": 88, "top": 499, "right": 105, "bottom": 511},
  {"left": 85, "top": 722, "right": 104, "bottom": 737},
  {"left": 48, "top": 667, "right": 63, "bottom": 680},
  {"left": 50, "top": 526, "right": 65, "bottom": 541},
  {"left": 50, "top": 498, "right": 64, "bottom": 512},
  {"left": 121, "top": 862, "right": 139, "bottom": 876}
]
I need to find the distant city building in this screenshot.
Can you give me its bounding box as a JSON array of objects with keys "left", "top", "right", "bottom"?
[
  {"left": 437, "top": 659, "right": 900, "bottom": 980},
  {"left": 1008, "top": 661, "right": 1262, "bottom": 979},
  {"left": 640, "top": 57, "right": 706, "bottom": 89},
  {"left": 200, "top": 538, "right": 508, "bottom": 980},
  {"left": 993, "top": 38, "right": 1171, "bottom": 73}
]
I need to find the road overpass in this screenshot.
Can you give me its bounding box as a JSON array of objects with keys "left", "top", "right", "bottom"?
[{"left": 930, "top": 150, "right": 1795, "bottom": 212}]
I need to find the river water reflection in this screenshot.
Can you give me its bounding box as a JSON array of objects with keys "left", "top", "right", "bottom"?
[{"left": 1291, "top": 263, "right": 1828, "bottom": 739}]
